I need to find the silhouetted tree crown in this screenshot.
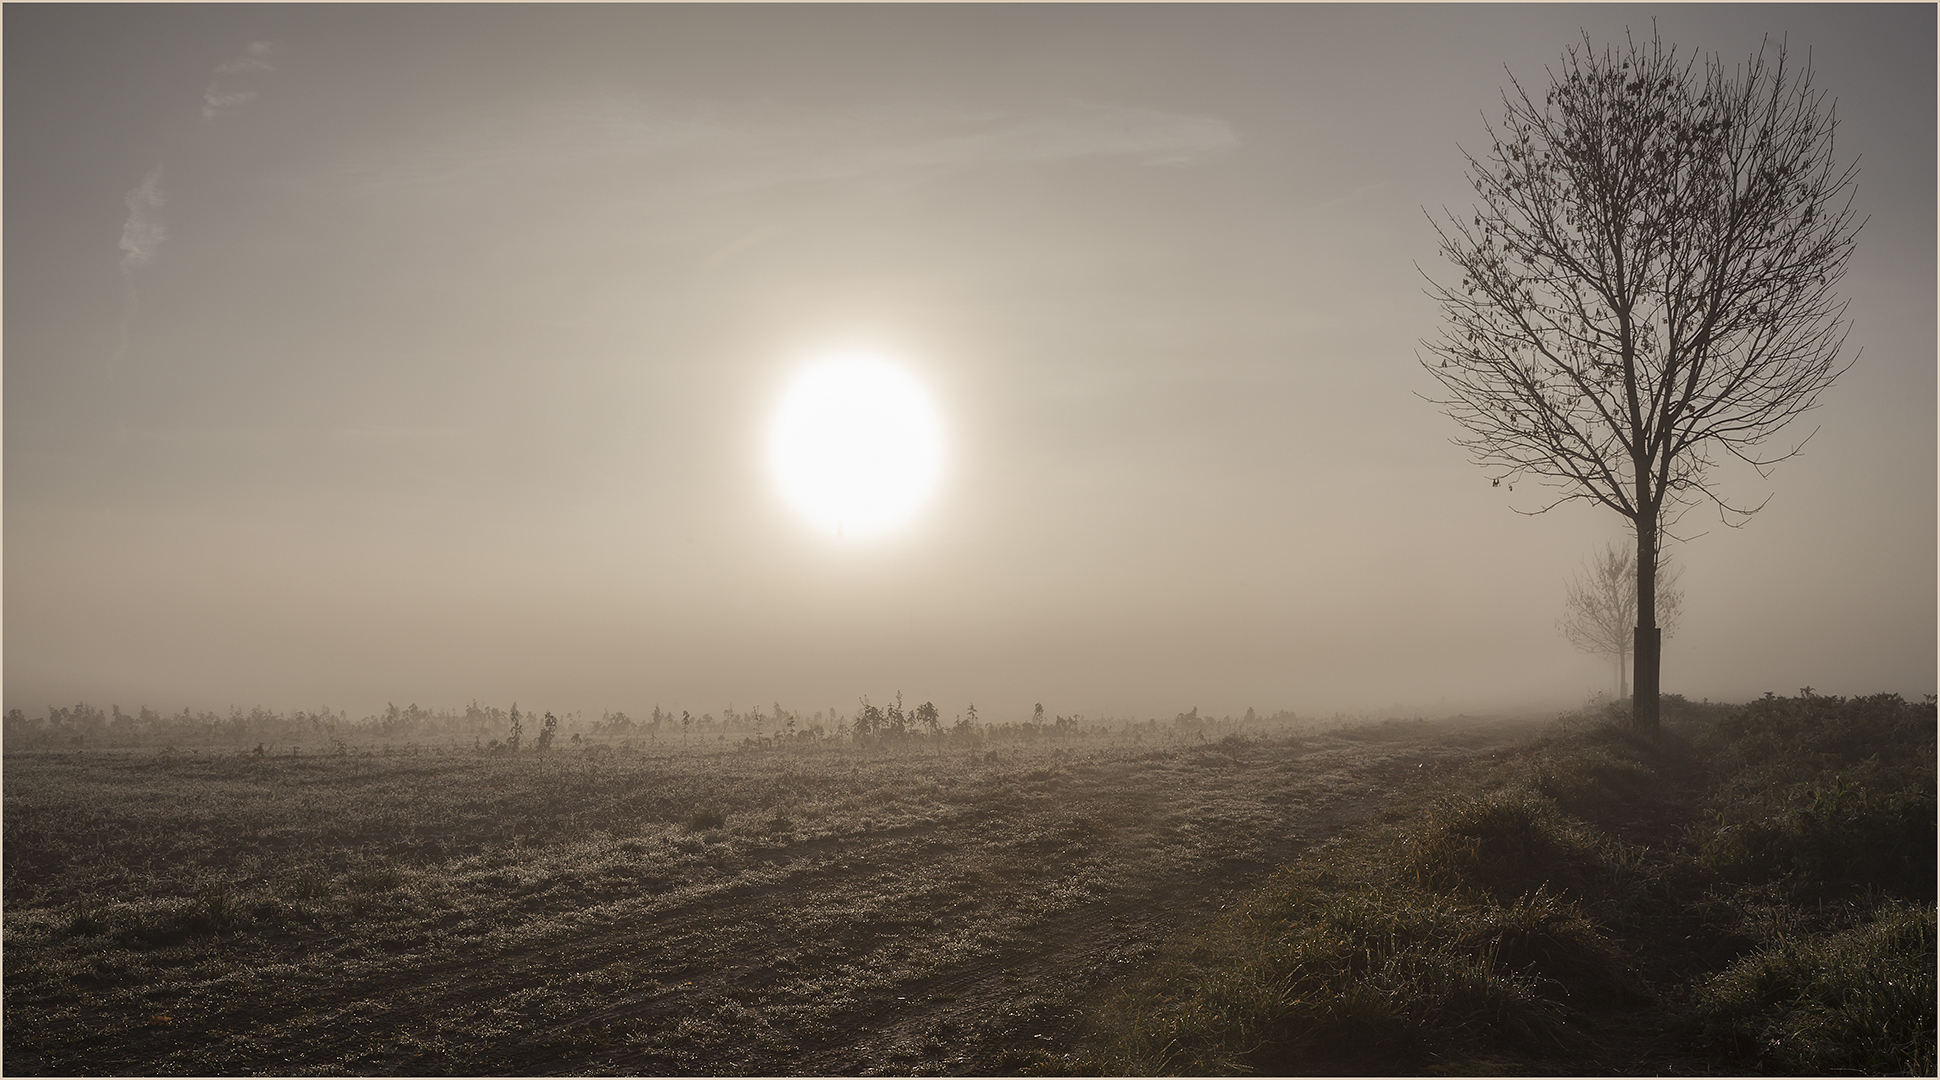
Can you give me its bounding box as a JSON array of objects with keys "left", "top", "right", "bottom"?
[{"left": 1423, "top": 29, "right": 1859, "bottom": 736}]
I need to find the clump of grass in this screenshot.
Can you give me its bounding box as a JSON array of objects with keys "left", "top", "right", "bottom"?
[
  {"left": 63, "top": 904, "right": 112, "bottom": 938},
  {"left": 685, "top": 807, "right": 727, "bottom": 832},
  {"left": 1475, "top": 887, "right": 1645, "bottom": 1004},
  {"left": 1697, "top": 900, "right": 1936, "bottom": 1075},
  {"left": 1695, "top": 692, "right": 1937, "bottom": 900},
  {"left": 1702, "top": 766, "right": 1936, "bottom": 898},
  {"left": 198, "top": 881, "right": 240, "bottom": 931},
  {"left": 345, "top": 864, "right": 404, "bottom": 893},
  {"left": 1095, "top": 876, "right": 1585, "bottom": 1074},
  {"left": 105, "top": 886, "right": 246, "bottom": 948},
  {"left": 1525, "top": 737, "right": 1655, "bottom": 820},
  {"left": 1403, "top": 787, "right": 1605, "bottom": 902},
  {"left": 1302, "top": 884, "right": 1640, "bottom": 1006}
]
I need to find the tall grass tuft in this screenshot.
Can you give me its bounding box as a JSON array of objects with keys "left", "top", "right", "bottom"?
[
  {"left": 1097, "top": 876, "right": 1587, "bottom": 1074},
  {"left": 1404, "top": 787, "right": 1605, "bottom": 902},
  {"left": 1696, "top": 692, "right": 1937, "bottom": 899},
  {"left": 1526, "top": 742, "right": 1654, "bottom": 819},
  {"left": 1698, "top": 900, "right": 1936, "bottom": 1075},
  {"left": 685, "top": 807, "right": 727, "bottom": 832}
]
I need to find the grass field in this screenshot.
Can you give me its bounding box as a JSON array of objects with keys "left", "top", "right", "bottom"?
[
  {"left": 7, "top": 694, "right": 1930, "bottom": 1075},
  {"left": 2, "top": 712, "right": 1542, "bottom": 1075},
  {"left": 1069, "top": 692, "right": 1936, "bottom": 1076}
]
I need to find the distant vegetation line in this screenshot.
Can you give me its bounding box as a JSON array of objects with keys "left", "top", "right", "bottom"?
[{"left": 3, "top": 699, "right": 1318, "bottom": 752}]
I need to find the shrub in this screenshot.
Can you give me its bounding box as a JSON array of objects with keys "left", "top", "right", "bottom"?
[{"left": 1695, "top": 692, "right": 1934, "bottom": 775}]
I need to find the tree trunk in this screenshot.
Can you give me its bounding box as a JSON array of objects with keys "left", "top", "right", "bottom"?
[
  {"left": 1633, "top": 519, "right": 1661, "bottom": 739},
  {"left": 1634, "top": 627, "right": 1661, "bottom": 737}
]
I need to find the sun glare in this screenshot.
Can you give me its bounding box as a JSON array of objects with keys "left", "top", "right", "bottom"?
[{"left": 768, "top": 352, "right": 945, "bottom": 539}]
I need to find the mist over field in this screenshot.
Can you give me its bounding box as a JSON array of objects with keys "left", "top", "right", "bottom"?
[
  {"left": 6, "top": 5, "right": 1933, "bottom": 724},
  {"left": 6, "top": 10, "right": 1936, "bottom": 1073}
]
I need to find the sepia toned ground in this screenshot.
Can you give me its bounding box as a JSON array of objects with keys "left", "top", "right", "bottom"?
[{"left": 1, "top": 716, "right": 1545, "bottom": 1075}]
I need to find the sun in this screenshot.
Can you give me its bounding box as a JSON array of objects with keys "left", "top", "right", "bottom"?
[{"left": 768, "top": 352, "right": 945, "bottom": 539}]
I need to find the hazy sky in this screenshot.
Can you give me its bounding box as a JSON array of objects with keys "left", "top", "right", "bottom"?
[{"left": 7, "top": 4, "right": 1934, "bottom": 723}]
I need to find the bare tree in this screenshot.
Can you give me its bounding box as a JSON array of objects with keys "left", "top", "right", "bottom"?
[
  {"left": 1561, "top": 542, "right": 1683, "bottom": 700},
  {"left": 1423, "top": 30, "right": 1860, "bottom": 737}
]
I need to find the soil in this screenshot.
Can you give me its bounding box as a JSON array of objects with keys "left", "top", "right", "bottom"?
[
  {"left": 510, "top": 719, "right": 1542, "bottom": 1075},
  {"left": 2, "top": 715, "right": 1553, "bottom": 1076}
]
